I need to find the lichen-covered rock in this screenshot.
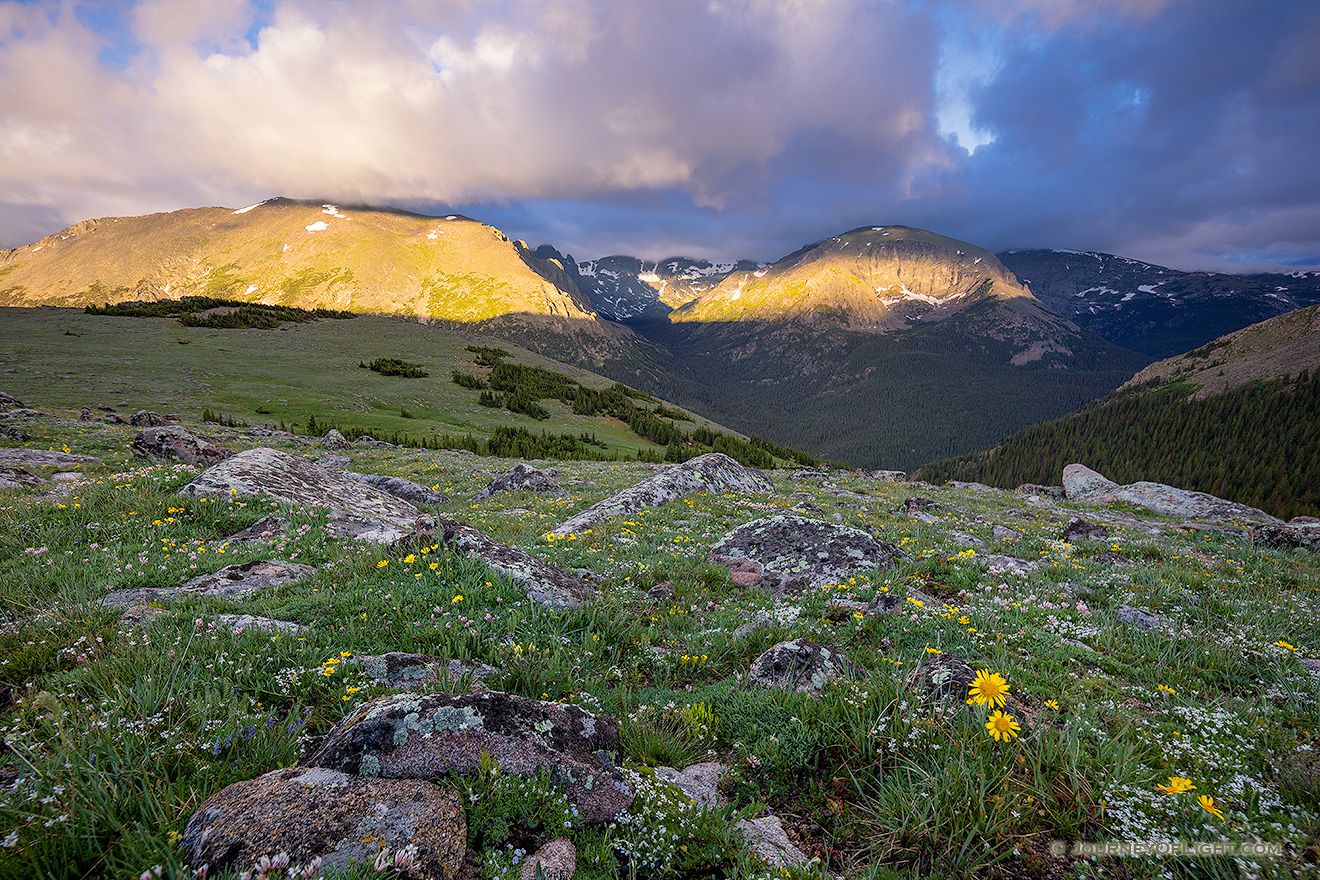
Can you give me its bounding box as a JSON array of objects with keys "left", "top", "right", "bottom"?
[
  {"left": 1252, "top": 523, "right": 1320, "bottom": 553},
  {"left": 212, "top": 614, "right": 308, "bottom": 635},
  {"left": 179, "top": 448, "right": 429, "bottom": 543},
  {"left": 179, "top": 766, "right": 465, "bottom": 880},
  {"left": 734, "top": 815, "right": 810, "bottom": 870},
  {"left": 101, "top": 559, "right": 316, "bottom": 607},
  {"left": 222, "top": 515, "right": 290, "bottom": 545},
  {"left": 0, "top": 448, "right": 99, "bottom": 468},
  {"left": 905, "top": 652, "right": 978, "bottom": 703},
  {"left": 655, "top": 762, "right": 725, "bottom": 809},
  {"left": 0, "top": 466, "right": 46, "bottom": 490},
  {"left": 301, "top": 690, "right": 633, "bottom": 824},
  {"left": 707, "top": 515, "right": 908, "bottom": 593},
  {"left": 129, "top": 410, "right": 180, "bottom": 427},
  {"left": 316, "top": 454, "right": 351, "bottom": 469},
  {"left": 1063, "top": 464, "right": 1279, "bottom": 523},
  {"left": 1017, "top": 483, "right": 1065, "bottom": 499},
  {"left": 1062, "top": 519, "right": 1110, "bottom": 542},
  {"left": 322, "top": 429, "right": 351, "bottom": 449},
  {"left": 1062, "top": 464, "right": 1121, "bottom": 503},
  {"left": 433, "top": 517, "right": 591, "bottom": 609},
  {"left": 549, "top": 453, "right": 772, "bottom": 537},
  {"left": 474, "top": 463, "right": 569, "bottom": 501},
  {"left": 1115, "top": 604, "right": 1172, "bottom": 633},
  {"left": 746, "top": 639, "right": 864, "bottom": 694},
  {"left": 992, "top": 525, "right": 1021, "bottom": 542},
  {"left": 0, "top": 424, "right": 29, "bottom": 441},
  {"left": 520, "top": 838, "right": 576, "bottom": 880},
  {"left": 344, "top": 472, "right": 449, "bottom": 507},
  {"left": 130, "top": 426, "right": 235, "bottom": 466},
  {"left": 351, "top": 653, "right": 500, "bottom": 691},
  {"left": 0, "top": 392, "right": 24, "bottom": 412}
]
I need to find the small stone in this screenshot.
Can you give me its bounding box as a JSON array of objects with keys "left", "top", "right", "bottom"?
[
  {"left": 1062, "top": 519, "right": 1110, "bottom": 542},
  {"left": 520, "top": 838, "right": 575, "bottom": 880},
  {"left": 644, "top": 581, "right": 676, "bottom": 601},
  {"left": 321, "top": 428, "right": 351, "bottom": 449},
  {"left": 746, "top": 639, "right": 864, "bottom": 695},
  {"left": 992, "top": 525, "right": 1021, "bottom": 542}
]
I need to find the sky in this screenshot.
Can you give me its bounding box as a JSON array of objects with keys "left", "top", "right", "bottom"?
[{"left": 1, "top": 0, "right": 1318, "bottom": 272}]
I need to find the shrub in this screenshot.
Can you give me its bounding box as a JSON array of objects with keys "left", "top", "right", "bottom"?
[{"left": 365, "top": 358, "right": 428, "bottom": 378}]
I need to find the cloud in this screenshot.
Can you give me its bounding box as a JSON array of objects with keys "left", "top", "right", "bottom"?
[{"left": 0, "top": 0, "right": 1317, "bottom": 273}]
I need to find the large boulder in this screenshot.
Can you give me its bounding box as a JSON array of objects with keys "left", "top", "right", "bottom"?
[
  {"left": 1063, "top": 463, "right": 1279, "bottom": 523},
  {"left": 0, "top": 448, "right": 100, "bottom": 468},
  {"left": 549, "top": 453, "right": 772, "bottom": 537},
  {"left": 344, "top": 472, "right": 449, "bottom": 507},
  {"left": 0, "top": 392, "right": 24, "bottom": 412},
  {"left": 433, "top": 517, "right": 592, "bottom": 609},
  {"left": 1252, "top": 523, "right": 1320, "bottom": 553},
  {"left": 102, "top": 559, "right": 316, "bottom": 608},
  {"left": 0, "top": 466, "right": 46, "bottom": 490},
  {"left": 707, "top": 514, "right": 909, "bottom": 592},
  {"left": 129, "top": 410, "right": 180, "bottom": 427},
  {"left": 130, "top": 426, "right": 235, "bottom": 467},
  {"left": 301, "top": 690, "right": 634, "bottom": 824},
  {"left": 179, "top": 448, "right": 429, "bottom": 542},
  {"left": 180, "top": 766, "right": 465, "bottom": 880},
  {"left": 473, "top": 463, "right": 568, "bottom": 501}
]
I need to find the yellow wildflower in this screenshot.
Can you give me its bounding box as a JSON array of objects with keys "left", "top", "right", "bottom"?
[{"left": 967, "top": 669, "right": 1011, "bottom": 709}]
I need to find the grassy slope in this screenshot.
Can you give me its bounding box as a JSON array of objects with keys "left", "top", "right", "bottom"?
[
  {"left": 0, "top": 307, "right": 737, "bottom": 459},
  {"left": 0, "top": 416, "right": 1317, "bottom": 878}
]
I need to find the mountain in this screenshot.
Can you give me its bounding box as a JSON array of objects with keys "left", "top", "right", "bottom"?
[
  {"left": 553, "top": 251, "right": 759, "bottom": 321},
  {"left": 997, "top": 248, "right": 1320, "bottom": 358},
  {"left": 0, "top": 197, "right": 601, "bottom": 324},
  {"left": 918, "top": 304, "right": 1320, "bottom": 518},
  {"left": 625, "top": 227, "right": 1151, "bottom": 472}
]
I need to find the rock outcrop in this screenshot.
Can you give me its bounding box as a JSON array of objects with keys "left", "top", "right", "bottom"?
[
  {"left": 180, "top": 766, "right": 465, "bottom": 880},
  {"left": 129, "top": 410, "right": 180, "bottom": 427},
  {"left": 433, "top": 517, "right": 592, "bottom": 609},
  {"left": 549, "top": 453, "right": 772, "bottom": 537},
  {"left": 1062, "top": 464, "right": 1279, "bottom": 523},
  {"left": 130, "top": 426, "right": 235, "bottom": 466},
  {"left": 708, "top": 514, "right": 909, "bottom": 592},
  {"left": 746, "top": 639, "right": 865, "bottom": 694},
  {"left": 179, "top": 448, "right": 429, "bottom": 543},
  {"left": 0, "top": 449, "right": 99, "bottom": 468},
  {"left": 345, "top": 472, "right": 449, "bottom": 507},
  {"left": 301, "top": 690, "right": 634, "bottom": 825},
  {"left": 474, "top": 463, "right": 568, "bottom": 501},
  {"left": 102, "top": 559, "right": 316, "bottom": 608}
]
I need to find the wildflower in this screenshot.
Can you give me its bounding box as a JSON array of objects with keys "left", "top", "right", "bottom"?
[
  {"left": 985, "top": 711, "right": 1020, "bottom": 742},
  {"left": 1157, "top": 684, "right": 1176, "bottom": 695},
  {"left": 452, "top": 594, "right": 463, "bottom": 604},
  {"left": 1044, "top": 699, "right": 1060, "bottom": 710},
  {"left": 376, "top": 560, "right": 388, "bottom": 568},
  {"left": 1275, "top": 640, "right": 1296, "bottom": 651},
  {"left": 1157, "top": 776, "right": 1196, "bottom": 794},
  {"left": 967, "top": 669, "right": 1011, "bottom": 708},
  {"left": 1198, "top": 795, "right": 1225, "bottom": 819}
]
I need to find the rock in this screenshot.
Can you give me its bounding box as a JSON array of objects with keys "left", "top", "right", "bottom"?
[
  {"left": 51, "top": 472, "right": 82, "bottom": 484},
  {"left": 549, "top": 453, "right": 772, "bottom": 537},
  {"left": 130, "top": 426, "right": 235, "bottom": 466},
  {"left": 1115, "top": 604, "right": 1172, "bottom": 633},
  {"left": 353, "top": 437, "right": 398, "bottom": 448},
  {"left": 1062, "top": 519, "right": 1110, "bottom": 542},
  {"left": 344, "top": 472, "right": 449, "bottom": 507},
  {"left": 1017, "top": 483, "right": 1065, "bottom": 499},
  {"left": 708, "top": 515, "right": 909, "bottom": 593},
  {"left": 520, "top": 838, "right": 576, "bottom": 880},
  {"left": 992, "top": 525, "right": 1021, "bottom": 542},
  {"left": 1252, "top": 524, "right": 1320, "bottom": 553},
  {"left": 1063, "top": 464, "right": 1279, "bottom": 523},
  {"left": 213, "top": 614, "right": 308, "bottom": 635},
  {"left": 117, "top": 605, "right": 170, "bottom": 628},
  {"left": 1062, "top": 464, "right": 1121, "bottom": 502},
  {"left": 735, "top": 814, "right": 810, "bottom": 871},
  {"left": 301, "top": 690, "right": 634, "bottom": 825},
  {"left": 474, "top": 463, "right": 569, "bottom": 501},
  {"left": 316, "top": 454, "right": 351, "bottom": 469},
  {"left": 1090, "top": 551, "right": 1136, "bottom": 567},
  {"left": 128, "top": 410, "right": 180, "bottom": 427},
  {"left": 655, "top": 762, "right": 725, "bottom": 809},
  {"left": 351, "top": 653, "right": 500, "bottom": 691},
  {"left": 101, "top": 559, "right": 316, "bottom": 608},
  {"left": 0, "top": 408, "right": 48, "bottom": 420},
  {"left": 0, "top": 392, "right": 24, "bottom": 412},
  {"left": 180, "top": 766, "right": 465, "bottom": 880},
  {"left": 432, "top": 517, "right": 591, "bottom": 609},
  {"left": 0, "top": 425, "right": 29, "bottom": 441},
  {"left": 872, "top": 470, "right": 907, "bottom": 481},
  {"left": 904, "top": 497, "right": 940, "bottom": 512},
  {"left": 746, "top": 639, "right": 864, "bottom": 695},
  {"left": 322, "top": 429, "right": 351, "bottom": 449},
  {"left": 0, "top": 466, "right": 46, "bottom": 490},
  {"left": 905, "top": 652, "right": 979, "bottom": 703},
  {"left": 0, "top": 448, "right": 99, "bottom": 468},
  {"left": 949, "top": 531, "right": 986, "bottom": 550},
  {"left": 179, "top": 448, "right": 429, "bottom": 543},
  {"left": 79, "top": 407, "right": 94, "bottom": 421},
  {"left": 222, "top": 515, "right": 290, "bottom": 544},
  {"left": 644, "top": 581, "right": 676, "bottom": 601},
  {"left": 975, "top": 554, "right": 1039, "bottom": 575},
  {"left": 949, "top": 480, "right": 998, "bottom": 492}
]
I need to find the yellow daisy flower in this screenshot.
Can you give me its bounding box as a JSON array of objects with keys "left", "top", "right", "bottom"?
[
  {"left": 967, "top": 669, "right": 1011, "bottom": 708},
  {"left": 985, "top": 711, "right": 1020, "bottom": 742}
]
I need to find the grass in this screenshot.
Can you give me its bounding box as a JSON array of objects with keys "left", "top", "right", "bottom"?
[{"left": 0, "top": 408, "right": 1318, "bottom": 880}]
